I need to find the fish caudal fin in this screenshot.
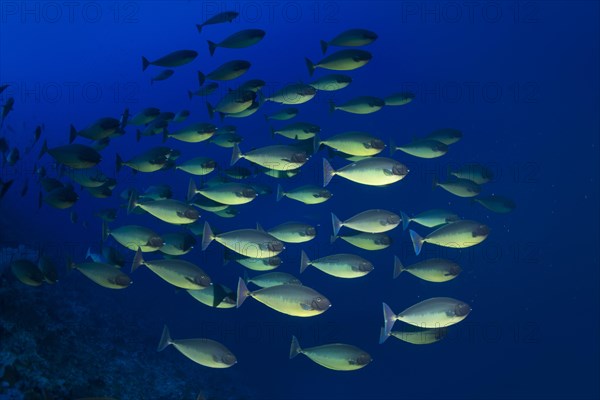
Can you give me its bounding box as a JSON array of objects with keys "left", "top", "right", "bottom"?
[
  {"left": 230, "top": 143, "right": 242, "bottom": 166},
  {"left": 276, "top": 184, "right": 284, "bottom": 202},
  {"left": 38, "top": 140, "right": 48, "bottom": 160},
  {"left": 329, "top": 235, "right": 338, "bottom": 244},
  {"left": 142, "top": 56, "right": 150, "bottom": 72},
  {"left": 157, "top": 325, "right": 172, "bottom": 351},
  {"left": 289, "top": 335, "right": 302, "bottom": 359},
  {"left": 379, "top": 326, "right": 390, "bottom": 344},
  {"left": 319, "top": 40, "right": 328, "bottom": 54},
  {"left": 115, "top": 153, "right": 123, "bottom": 173},
  {"left": 322, "top": 158, "right": 336, "bottom": 187},
  {"left": 195, "top": 24, "right": 203, "bottom": 34},
  {"left": 212, "top": 284, "right": 228, "bottom": 307},
  {"left": 236, "top": 277, "right": 251, "bottom": 308},
  {"left": 187, "top": 90, "right": 193, "bottom": 100},
  {"left": 331, "top": 212, "right": 343, "bottom": 236},
  {"left": 201, "top": 221, "right": 214, "bottom": 251},
  {"left": 400, "top": 211, "right": 410, "bottom": 231},
  {"left": 409, "top": 230, "right": 424, "bottom": 256},
  {"left": 299, "top": 250, "right": 310, "bottom": 273},
  {"left": 197, "top": 72, "right": 206, "bottom": 87},
  {"left": 206, "top": 102, "right": 215, "bottom": 119},
  {"left": 69, "top": 125, "right": 77, "bottom": 144},
  {"left": 127, "top": 189, "right": 139, "bottom": 215},
  {"left": 207, "top": 40, "right": 217, "bottom": 56},
  {"left": 187, "top": 178, "right": 198, "bottom": 202},
  {"left": 393, "top": 255, "right": 404, "bottom": 279},
  {"left": 382, "top": 302, "right": 397, "bottom": 339},
  {"left": 131, "top": 247, "right": 144, "bottom": 273},
  {"left": 304, "top": 57, "right": 315, "bottom": 76},
  {"left": 85, "top": 247, "right": 92, "bottom": 260}
]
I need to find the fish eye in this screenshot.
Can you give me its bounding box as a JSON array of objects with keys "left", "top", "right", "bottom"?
[{"left": 316, "top": 297, "right": 322, "bottom": 302}]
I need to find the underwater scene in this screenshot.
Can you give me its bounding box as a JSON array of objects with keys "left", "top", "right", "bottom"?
[{"left": 0, "top": 1, "right": 598, "bottom": 399}]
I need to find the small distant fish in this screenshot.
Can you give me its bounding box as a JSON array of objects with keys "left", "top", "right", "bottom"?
[
  {"left": 157, "top": 325, "right": 237, "bottom": 369},
  {"left": 330, "top": 96, "right": 385, "bottom": 114},
  {"left": 116, "top": 146, "right": 178, "bottom": 173},
  {"left": 1, "top": 97, "right": 15, "bottom": 129},
  {"left": 318, "top": 131, "right": 385, "bottom": 156},
  {"left": 232, "top": 143, "right": 308, "bottom": 171},
  {"left": 69, "top": 260, "right": 132, "bottom": 289},
  {"left": 188, "top": 179, "right": 257, "bottom": 206},
  {"left": 331, "top": 209, "right": 401, "bottom": 236},
  {"left": 289, "top": 336, "right": 372, "bottom": 371},
  {"left": 434, "top": 177, "right": 481, "bottom": 197},
  {"left": 102, "top": 223, "right": 164, "bottom": 252},
  {"left": 402, "top": 209, "right": 460, "bottom": 230},
  {"left": 382, "top": 298, "right": 471, "bottom": 335},
  {"left": 11, "top": 260, "right": 45, "bottom": 286},
  {"left": 305, "top": 49, "right": 372, "bottom": 76},
  {"left": 450, "top": 164, "right": 494, "bottom": 184},
  {"left": 128, "top": 191, "right": 199, "bottom": 225},
  {"left": 202, "top": 221, "right": 284, "bottom": 259},
  {"left": 384, "top": 92, "right": 415, "bottom": 106},
  {"left": 95, "top": 208, "right": 118, "bottom": 222},
  {"left": 198, "top": 60, "right": 251, "bottom": 85},
  {"left": 195, "top": 11, "right": 239, "bottom": 34},
  {"left": 236, "top": 79, "right": 266, "bottom": 93},
  {"left": 69, "top": 117, "right": 120, "bottom": 143},
  {"left": 276, "top": 184, "right": 332, "bottom": 205},
  {"left": 309, "top": 74, "right": 352, "bottom": 91},
  {"left": 168, "top": 122, "right": 216, "bottom": 143},
  {"left": 0, "top": 179, "right": 14, "bottom": 198},
  {"left": 6, "top": 147, "right": 19, "bottom": 166},
  {"left": 300, "top": 250, "right": 373, "bottom": 279},
  {"left": 379, "top": 324, "right": 447, "bottom": 345},
  {"left": 272, "top": 122, "right": 320, "bottom": 140},
  {"left": 176, "top": 157, "right": 217, "bottom": 176},
  {"left": 330, "top": 232, "right": 391, "bottom": 251},
  {"left": 39, "top": 140, "right": 102, "bottom": 169},
  {"left": 188, "top": 82, "right": 219, "bottom": 99},
  {"left": 392, "top": 138, "right": 448, "bottom": 159},
  {"left": 261, "top": 222, "right": 316, "bottom": 244},
  {"left": 473, "top": 195, "right": 516, "bottom": 213},
  {"left": 224, "top": 166, "right": 252, "bottom": 180},
  {"left": 173, "top": 110, "right": 190, "bottom": 123},
  {"left": 424, "top": 128, "right": 462, "bottom": 145},
  {"left": 409, "top": 220, "right": 490, "bottom": 255},
  {"left": 19, "top": 179, "right": 28, "bottom": 197},
  {"left": 323, "top": 157, "right": 408, "bottom": 187},
  {"left": 236, "top": 278, "right": 331, "bottom": 317},
  {"left": 208, "top": 29, "right": 266, "bottom": 56},
  {"left": 320, "top": 28, "right": 378, "bottom": 53},
  {"left": 142, "top": 50, "right": 198, "bottom": 71},
  {"left": 207, "top": 90, "right": 256, "bottom": 119},
  {"left": 151, "top": 69, "right": 175, "bottom": 84},
  {"left": 128, "top": 107, "right": 161, "bottom": 126},
  {"left": 223, "top": 249, "right": 282, "bottom": 271},
  {"left": 41, "top": 185, "right": 79, "bottom": 209},
  {"left": 265, "top": 108, "right": 299, "bottom": 121},
  {"left": 393, "top": 256, "right": 461, "bottom": 282},
  {"left": 244, "top": 271, "right": 301, "bottom": 288}
]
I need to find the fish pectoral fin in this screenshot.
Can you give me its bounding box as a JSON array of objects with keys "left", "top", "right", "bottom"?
[
  {"left": 383, "top": 169, "right": 393, "bottom": 176},
  {"left": 299, "top": 303, "right": 313, "bottom": 311}
]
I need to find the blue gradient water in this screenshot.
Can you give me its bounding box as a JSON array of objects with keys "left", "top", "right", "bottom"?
[{"left": 0, "top": 1, "right": 598, "bottom": 399}]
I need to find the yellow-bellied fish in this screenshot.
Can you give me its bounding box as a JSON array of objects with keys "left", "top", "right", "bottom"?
[
  {"left": 132, "top": 248, "right": 210, "bottom": 290},
  {"left": 69, "top": 260, "right": 131, "bottom": 289},
  {"left": 116, "top": 147, "right": 178, "bottom": 173},
  {"left": 382, "top": 298, "right": 471, "bottom": 335},
  {"left": 244, "top": 271, "right": 302, "bottom": 288},
  {"left": 379, "top": 324, "right": 447, "bottom": 345},
  {"left": 450, "top": 164, "right": 494, "bottom": 184},
  {"left": 390, "top": 139, "right": 447, "bottom": 159},
  {"left": 202, "top": 222, "right": 284, "bottom": 259},
  {"left": 69, "top": 118, "right": 120, "bottom": 143},
  {"left": 188, "top": 179, "right": 257, "bottom": 206},
  {"left": 232, "top": 144, "right": 308, "bottom": 171},
  {"left": 276, "top": 184, "right": 332, "bottom": 204},
  {"left": 331, "top": 232, "right": 391, "bottom": 251},
  {"left": 329, "top": 96, "right": 384, "bottom": 114},
  {"left": 198, "top": 60, "right": 251, "bottom": 84},
  {"left": 102, "top": 223, "right": 164, "bottom": 252},
  {"left": 168, "top": 123, "right": 216, "bottom": 143},
  {"left": 224, "top": 250, "right": 282, "bottom": 271},
  {"left": 384, "top": 92, "right": 415, "bottom": 106},
  {"left": 157, "top": 326, "right": 236, "bottom": 368},
  {"left": 424, "top": 128, "right": 462, "bottom": 145},
  {"left": 434, "top": 177, "right": 481, "bottom": 197},
  {"left": 401, "top": 209, "right": 460, "bottom": 230},
  {"left": 207, "top": 90, "right": 256, "bottom": 119},
  {"left": 236, "top": 278, "right": 330, "bottom": 317},
  {"left": 128, "top": 192, "right": 199, "bottom": 225},
  {"left": 38, "top": 140, "right": 101, "bottom": 169},
  {"left": 160, "top": 232, "right": 196, "bottom": 256},
  {"left": 176, "top": 157, "right": 217, "bottom": 176},
  {"left": 320, "top": 29, "right": 378, "bottom": 53},
  {"left": 263, "top": 83, "right": 317, "bottom": 105},
  {"left": 305, "top": 49, "right": 372, "bottom": 76},
  {"left": 331, "top": 209, "right": 401, "bottom": 236},
  {"left": 318, "top": 132, "right": 385, "bottom": 156},
  {"left": 409, "top": 220, "right": 490, "bottom": 255},
  {"left": 310, "top": 74, "right": 352, "bottom": 91},
  {"left": 128, "top": 108, "right": 161, "bottom": 125},
  {"left": 473, "top": 195, "right": 516, "bottom": 213},
  {"left": 323, "top": 157, "right": 408, "bottom": 187},
  {"left": 263, "top": 222, "right": 316, "bottom": 244},
  {"left": 272, "top": 122, "right": 320, "bottom": 140},
  {"left": 187, "top": 284, "right": 236, "bottom": 308},
  {"left": 300, "top": 250, "right": 373, "bottom": 279},
  {"left": 11, "top": 260, "right": 45, "bottom": 286},
  {"left": 289, "top": 336, "right": 372, "bottom": 371},
  {"left": 208, "top": 29, "right": 266, "bottom": 56},
  {"left": 265, "top": 108, "right": 299, "bottom": 121},
  {"left": 393, "top": 256, "right": 461, "bottom": 282},
  {"left": 142, "top": 50, "right": 198, "bottom": 71}
]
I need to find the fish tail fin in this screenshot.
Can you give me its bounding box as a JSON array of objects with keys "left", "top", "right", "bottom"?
[
  {"left": 38, "top": 139, "right": 48, "bottom": 160},
  {"left": 304, "top": 57, "right": 315, "bottom": 76},
  {"left": 69, "top": 124, "right": 77, "bottom": 144},
  {"left": 328, "top": 99, "right": 336, "bottom": 113},
  {"left": 331, "top": 212, "right": 343, "bottom": 236},
  {"left": 263, "top": 114, "right": 269, "bottom": 122},
  {"left": 142, "top": 56, "right": 150, "bottom": 71},
  {"left": 101, "top": 221, "right": 109, "bottom": 242},
  {"left": 409, "top": 230, "right": 424, "bottom": 256},
  {"left": 187, "top": 90, "right": 193, "bottom": 100},
  {"left": 379, "top": 326, "right": 390, "bottom": 344},
  {"left": 131, "top": 247, "right": 145, "bottom": 273},
  {"left": 218, "top": 112, "right": 225, "bottom": 122},
  {"left": 329, "top": 235, "right": 338, "bottom": 244},
  {"left": 207, "top": 40, "right": 217, "bottom": 56},
  {"left": 197, "top": 71, "right": 206, "bottom": 87},
  {"left": 300, "top": 250, "right": 310, "bottom": 273},
  {"left": 322, "top": 158, "right": 335, "bottom": 187},
  {"left": 320, "top": 40, "right": 328, "bottom": 54},
  {"left": 382, "top": 302, "right": 397, "bottom": 339},
  {"left": 127, "top": 189, "right": 138, "bottom": 215},
  {"left": 400, "top": 211, "right": 410, "bottom": 231},
  {"left": 393, "top": 255, "right": 404, "bottom": 279},
  {"left": 115, "top": 153, "right": 123, "bottom": 173},
  {"left": 195, "top": 24, "right": 203, "bottom": 34},
  {"left": 230, "top": 143, "right": 242, "bottom": 166},
  {"left": 206, "top": 102, "right": 214, "bottom": 119},
  {"left": 187, "top": 178, "right": 198, "bottom": 202},
  {"left": 201, "top": 221, "right": 214, "bottom": 251},
  {"left": 255, "top": 222, "right": 265, "bottom": 232},
  {"left": 0, "top": 179, "right": 13, "bottom": 199},
  {"left": 157, "top": 325, "right": 172, "bottom": 351},
  {"left": 85, "top": 247, "right": 92, "bottom": 260},
  {"left": 289, "top": 335, "right": 302, "bottom": 359},
  {"left": 236, "top": 277, "right": 250, "bottom": 308},
  {"left": 212, "top": 284, "right": 228, "bottom": 307},
  {"left": 389, "top": 138, "right": 396, "bottom": 155},
  {"left": 276, "top": 184, "right": 284, "bottom": 202}
]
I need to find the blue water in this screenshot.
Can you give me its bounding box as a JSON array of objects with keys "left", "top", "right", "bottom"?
[{"left": 0, "top": 1, "right": 598, "bottom": 399}]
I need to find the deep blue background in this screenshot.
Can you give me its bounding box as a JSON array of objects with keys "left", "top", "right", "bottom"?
[{"left": 0, "top": 1, "right": 598, "bottom": 399}]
